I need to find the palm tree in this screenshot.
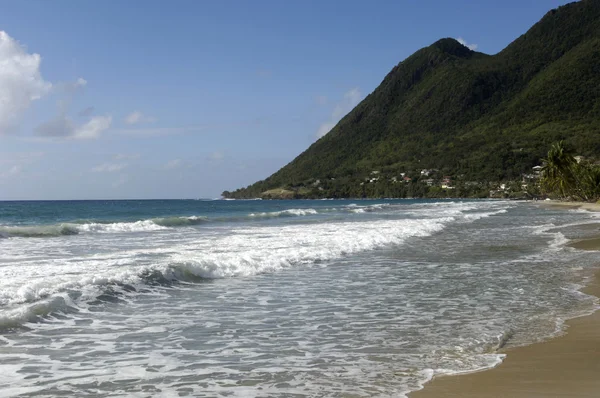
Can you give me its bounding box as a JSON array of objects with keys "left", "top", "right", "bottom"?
[
  {"left": 578, "top": 163, "right": 600, "bottom": 201},
  {"left": 540, "top": 140, "right": 576, "bottom": 198}
]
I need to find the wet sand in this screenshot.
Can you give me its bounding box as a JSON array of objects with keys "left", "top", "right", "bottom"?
[
  {"left": 542, "top": 200, "right": 600, "bottom": 212},
  {"left": 409, "top": 216, "right": 600, "bottom": 398}
]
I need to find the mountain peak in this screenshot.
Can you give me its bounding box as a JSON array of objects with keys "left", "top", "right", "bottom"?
[
  {"left": 224, "top": 1, "right": 600, "bottom": 199},
  {"left": 431, "top": 38, "right": 474, "bottom": 57}
]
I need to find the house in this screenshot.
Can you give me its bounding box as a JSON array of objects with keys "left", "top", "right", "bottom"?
[
  {"left": 403, "top": 177, "right": 412, "bottom": 183},
  {"left": 424, "top": 179, "right": 434, "bottom": 186},
  {"left": 532, "top": 165, "right": 543, "bottom": 174},
  {"left": 420, "top": 169, "right": 432, "bottom": 176},
  {"left": 574, "top": 156, "right": 585, "bottom": 164},
  {"left": 370, "top": 170, "right": 380, "bottom": 175}
]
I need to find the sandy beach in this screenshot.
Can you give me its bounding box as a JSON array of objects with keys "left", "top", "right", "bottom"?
[
  {"left": 541, "top": 200, "right": 600, "bottom": 212},
  {"left": 410, "top": 202, "right": 600, "bottom": 398}
]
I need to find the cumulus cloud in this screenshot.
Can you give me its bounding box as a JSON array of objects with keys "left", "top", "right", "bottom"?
[
  {"left": 92, "top": 162, "right": 127, "bottom": 173},
  {"left": 456, "top": 37, "right": 478, "bottom": 51},
  {"left": 124, "top": 111, "right": 156, "bottom": 125},
  {"left": 35, "top": 114, "right": 112, "bottom": 140},
  {"left": 316, "top": 87, "right": 362, "bottom": 138},
  {"left": 0, "top": 31, "right": 52, "bottom": 133}
]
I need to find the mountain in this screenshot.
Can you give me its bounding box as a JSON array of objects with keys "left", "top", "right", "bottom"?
[{"left": 224, "top": 0, "right": 600, "bottom": 199}]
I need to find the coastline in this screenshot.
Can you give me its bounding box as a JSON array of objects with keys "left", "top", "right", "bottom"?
[{"left": 409, "top": 202, "right": 600, "bottom": 398}]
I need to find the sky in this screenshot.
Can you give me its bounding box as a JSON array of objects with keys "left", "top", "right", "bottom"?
[{"left": 0, "top": 0, "right": 575, "bottom": 200}]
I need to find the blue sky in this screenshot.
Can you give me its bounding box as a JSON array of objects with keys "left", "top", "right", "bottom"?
[{"left": 0, "top": 0, "right": 574, "bottom": 199}]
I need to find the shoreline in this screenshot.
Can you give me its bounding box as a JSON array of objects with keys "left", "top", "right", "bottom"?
[{"left": 409, "top": 203, "right": 600, "bottom": 398}]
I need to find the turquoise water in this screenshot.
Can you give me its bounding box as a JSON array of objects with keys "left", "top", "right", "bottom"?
[{"left": 0, "top": 199, "right": 598, "bottom": 397}]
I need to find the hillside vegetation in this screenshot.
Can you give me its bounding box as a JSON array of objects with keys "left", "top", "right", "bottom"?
[{"left": 224, "top": 0, "right": 600, "bottom": 199}]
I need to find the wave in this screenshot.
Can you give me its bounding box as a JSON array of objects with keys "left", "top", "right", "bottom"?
[
  {"left": 249, "top": 208, "right": 319, "bottom": 218},
  {"left": 0, "top": 216, "right": 210, "bottom": 238},
  {"left": 0, "top": 216, "right": 455, "bottom": 329},
  {"left": 0, "top": 224, "right": 80, "bottom": 238},
  {"left": 164, "top": 217, "right": 453, "bottom": 279},
  {"left": 151, "top": 216, "right": 208, "bottom": 227},
  {"left": 0, "top": 202, "right": 408, "bottom": 239}
]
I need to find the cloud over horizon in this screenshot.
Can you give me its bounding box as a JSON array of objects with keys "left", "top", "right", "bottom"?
[{"left": 0, "top": 31, "right": 52, "bottom": 133}]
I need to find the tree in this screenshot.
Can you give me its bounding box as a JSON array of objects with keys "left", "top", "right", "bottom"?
[{"left": 540, "top": 140, "right": 577, "bottom": 198}]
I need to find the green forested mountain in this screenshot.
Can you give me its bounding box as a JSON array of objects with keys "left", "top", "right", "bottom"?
[{"left": 224, "top": 0, "right": 600, "bottom": 199}]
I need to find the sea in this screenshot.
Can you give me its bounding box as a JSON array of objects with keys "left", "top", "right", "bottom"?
[{"left": 0, "top": 199, "right": 599, "bottom": 397}]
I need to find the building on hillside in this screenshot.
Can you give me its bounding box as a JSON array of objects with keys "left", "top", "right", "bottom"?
[{"left": 441, "top": 176, "right": 452, "bottom": 188}]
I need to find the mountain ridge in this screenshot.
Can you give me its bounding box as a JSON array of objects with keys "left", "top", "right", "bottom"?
[{"left": 225, "top": 0, "right": 600, "bottom": 199}]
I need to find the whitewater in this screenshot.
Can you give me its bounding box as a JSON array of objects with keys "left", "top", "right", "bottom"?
[{"left": 0, "top": 199, "right": 598, "bottom": 397}]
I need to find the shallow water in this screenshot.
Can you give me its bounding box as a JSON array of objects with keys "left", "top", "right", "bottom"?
[{"left": 0, "top": 199, "right": 598, "bottom": 397}]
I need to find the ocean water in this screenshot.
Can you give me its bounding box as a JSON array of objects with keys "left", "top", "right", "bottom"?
[{"left": 0, "top": 199, "right": 599, "bottom": 397}]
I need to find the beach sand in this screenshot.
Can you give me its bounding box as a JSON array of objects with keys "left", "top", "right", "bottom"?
[
  {"left": 409, "top": 209, "right": 600, "bottom": 398},
  {"left": 542, "top": 200, "right": 600, "bottom": 212}
]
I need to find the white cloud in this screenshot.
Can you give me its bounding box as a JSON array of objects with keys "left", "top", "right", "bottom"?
[
  {"left": 456, "top": 37, "right": 478, "bottom": 51},
  {"left": 92, "top": 162, "right": 127, "bottom": 173},
  {"left": 162, "top": 159, "right": 182, "bottom": 170},
  {"left": 124, "top": 111, "right": 156, "bottom": 125},
  {"left": 0, "top": 31, "right": 52, "bottom": 133},
  {"left": 316, "top": 87, "right": 362, "bottom": 138},
  {"left": 75, "top": 115, "right": 112, "bottom": 139},
  {"left": 35, "top": 114, "right": 112, "bottom": 140}
]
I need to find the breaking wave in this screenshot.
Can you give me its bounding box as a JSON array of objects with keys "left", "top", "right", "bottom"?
[
  {"left": 0, "top": 224, "right": 80, "bottom": 238},
  {"left": 249, "top": 208, "right": 319, "bottom": 218},
  {"left": 0, "top": 216, "right": 453, "bottom": 329},
  {"left": 0, "top": 202, "right": 408, "bottom": 239},
  {"left": 0, "top": 216, "right": 208, "bottom": 238}
]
